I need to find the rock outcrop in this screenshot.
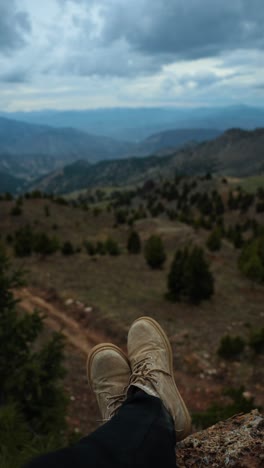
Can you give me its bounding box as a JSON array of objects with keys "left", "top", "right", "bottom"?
[{"left": 177, "top": 410, "right": 263, "bottom": 467}]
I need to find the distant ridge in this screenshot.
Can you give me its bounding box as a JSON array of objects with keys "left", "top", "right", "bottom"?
[
  {"left": 1, "top": 105, "right": 264, "bottom": 140},
  {"left": 27, "top": 127, "right": 264, "bottom": 194},
  {"left": 0, "top": 116, "right": 221, "bottom": 178}
]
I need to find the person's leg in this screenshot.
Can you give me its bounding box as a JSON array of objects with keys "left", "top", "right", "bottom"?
[
  {"left": 25, "top": 318, "right": 191, "bottom": 467},
  {"left": 25, "top": 390, "right": 176, "bottom": 468}
]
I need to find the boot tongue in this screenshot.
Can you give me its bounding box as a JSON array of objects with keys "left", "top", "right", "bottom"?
[{"left": 132, "top": 382, "right": 159, "bottom": 398}]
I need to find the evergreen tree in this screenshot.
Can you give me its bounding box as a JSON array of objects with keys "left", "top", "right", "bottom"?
[
  {"left": 167, "top": 248, "right": 188, "bottom": 300},
  {"left": 239, "top": 236, "right": 264, "bottom": 283},
  {"left": 34, "top": 233, "right": 59, "bottom": 256},
  {"left": 206, "top": 228, "right": 222, "bottom": 251},
  {"left": 61, "top": 241, "right": 75, "bottom": 255},
  {"left": 0, "top": 245, "right": 67, "bottom": 466},
  {"left": 144, "top": 235, "right": 166, "bottom": 269},
  {"left": 167, "top": 246, "right": 214, "bottom": 304},
  {"left": 127, "top": 231, "right": 141, "bottom": 254},
  {"left": 14, "top": 225, "right": 34, "bottom": 257},
  {"left": 105, "top": 237, "right": 120, "bottom": 256},
  {"left": 183, "top": 247, "right": 214, "bottom": 304}
]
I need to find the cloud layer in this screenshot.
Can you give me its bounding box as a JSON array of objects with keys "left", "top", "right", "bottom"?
[
  {"left": 0, "top": 0, "right": 263, "bottom": 110},
  {"left": 0, "top": 0, "right": 30, "bottom": 53}
]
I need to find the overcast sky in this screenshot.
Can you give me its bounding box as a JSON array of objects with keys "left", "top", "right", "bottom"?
[{"left": 0, "top": 0, "right": 263, "bottom": 111}]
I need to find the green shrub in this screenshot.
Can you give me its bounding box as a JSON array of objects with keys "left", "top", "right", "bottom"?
[
  {"left": 127, "top": 230, "right": 141, "bottom": 254},
  {"left": 44, "top": 205, "right": 50, "bottom": 217},
  {"left": 218, "top": 335, "right": 245, "bottom": 359},
  {"left": 206, "top": 228, "right": 222, "bottom": 251},
  {"left": 84, "top": 241, "right": 96, "bottom": 256},
  {"left": 96, "top": 241, "right": 107, "bottom": 255},
  {"left": 105, "top": 237, "right": 120, "bottom": 256},
  {"left": 14, "top": 225, "right": 34, "bottom": 257},
  {"left": 144, "top": 235, "right": 166, "bottom": 269},
  {"left": 249, "top": 328, "right": 264, "bottom": 354},
  {"left": 238, "top": 236, "right": 264, "bottom": 283},
  {"left": 167, "top": 246, "right": 214, "bottom": 304},
  {"left": 10, "top": 204, "right": 22, "bottom": 216},
  {"left": 34, "top": 233, "right": 59, "bottom": 256},
  {"left": 192, "top": 387, "right": 257, "bottom": 429},
  {"left": 0, "top": 246, "right": 68, "bottom": 466},
  {"left": 61, "top": 241, "right": 75, "bottom": 255}
]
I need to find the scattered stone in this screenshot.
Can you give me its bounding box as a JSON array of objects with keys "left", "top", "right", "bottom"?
[
  {"left": 202, "top": 352, "right": 210, "bottom": 360},
  {"left": 70, "top": 395, "right": 76, "bottom": 401},
  {"left": 243, "top": 391, "right": 253, "bottom": 401},
  {"left": 206, "top": 368, "right": 217, "bottom": 376},
  {"left": 84, "top": 307, "right": 93, "bottom": 313},
  {"left": 65, "top": 298, "right": 74, "bottom": 306}
]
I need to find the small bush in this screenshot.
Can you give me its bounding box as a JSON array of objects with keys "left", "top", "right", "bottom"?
[
  {"left": 206, "top": 228, "right": 222, "bottom": 251},
  {"left": 144, "top": 235, "right": 166, "bottom": 269},
  {"left": 44, "top": 205, "right": 50, "bottom": 217},
  {"left": 238, "top": 236, "right": 264, "bottom": 283},
  {"left": 96, "top": 241, "right": 106, "bottom": 255},
  {"left": 61, "top": 241, "right": 75, "bottom": 256},
  {"left": 127, "top": 230, "right": 141, "bottom": 254},
  {"left": 218, "top": 335, "right": 245, "bottom": 359},
  {"left": 167, "top": 246, "right": 214, "bottom": 304},
  {"left": 34, "top": 233, "right": 59, "bottom": 256},
  {"left": 10, "top": 204, "right": 22, "bottom": 216},
  {"left": 192, "top": 386, "right": 257, "bottom": 429},
  {"left": 14, "top": 225, "right": 34, "bottom": 257},
  {"left": 105, "top": 237, "right": 120, "bottom": 256},
  {"left": 249, "top": 328, "right": 264, "bottom": 354},
  {"left": 84, "top": 241, "right": 96, "bottom": 256}
]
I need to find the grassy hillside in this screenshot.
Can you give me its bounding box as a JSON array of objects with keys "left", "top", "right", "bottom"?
[{"left": 1, "top": 174, "right": 263, "bottom": 433}]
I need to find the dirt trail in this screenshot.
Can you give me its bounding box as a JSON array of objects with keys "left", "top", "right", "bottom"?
[{"left": 16, "top": 288, "right": 106, "bottom": 355}]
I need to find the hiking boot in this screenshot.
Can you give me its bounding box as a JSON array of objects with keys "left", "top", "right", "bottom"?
[
  {"left": 87, "top": 343, "right": 131, "bottom": 422},
  {"left": 127, "top": 317, "right": 192, "bottom": 441}
]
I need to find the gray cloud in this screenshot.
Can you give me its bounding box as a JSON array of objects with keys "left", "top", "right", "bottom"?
[
  {"left": 0, "top": 0, "right": 31, "bottom": 54},
  {"left": 0, "top": 68, "right": 29, "bottom": 83},
  {"left": 98, "top": 0, "right": 264, "bottom": 60},
  {"left": 55, "top": 0, "right": 264, "bottom": 78}
]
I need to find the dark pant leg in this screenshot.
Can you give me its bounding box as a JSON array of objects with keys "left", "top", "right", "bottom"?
[{"left": 24, "top": 391, "right": 176, "bottom": 468}]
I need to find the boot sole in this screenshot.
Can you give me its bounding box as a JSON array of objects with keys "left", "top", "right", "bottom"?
[
  {"left": 87, "top": 343, "right": 130, "bottom": 392},
  {"left": 132, "top": 316, "right": 192, "bottom": 438}
]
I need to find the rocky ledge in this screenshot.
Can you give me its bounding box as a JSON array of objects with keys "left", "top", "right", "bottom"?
[{"left": 177, "top": 410, "right": 264, "bottom": 467}]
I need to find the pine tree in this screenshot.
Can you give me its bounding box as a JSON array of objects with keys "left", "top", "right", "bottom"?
[
  {"left": 144, "top": 235, "right": 166, "bottom": 269},
  {"left": 61, "top": 241, "right": 75, "bottom": 255},
  {"left": 0, "top": 245, "right": 67, "bottom": 466},
  {"left": 105, "top": 237, "right": 120, "bottom": 256},
  {"left": 127, "top": 230, "right": 141, "bottom": 254},
  {"left": 14, "top": 225, "right": 34, "bottom": 257},
  {"left": 206, "top": 228, "right": 222, "bottom": 251},
  {"left": 239, "top": 236, "right": 264, "bottom": 283},
  {"left": 167, "top": 248, "right": 188, "bottom": 300},
  {"left": 167, "top": 246, "right": 214, "bottom": 304},
  {"left": 184, "top": 247, "right": 214, "bottom": 304}
]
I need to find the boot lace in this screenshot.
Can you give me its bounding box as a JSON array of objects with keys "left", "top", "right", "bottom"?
[
  {"left": 98, "top": 389, "right": 127, "bottom": 422},
  {"left": 129, "top": 356, "right": 170, "bottom": 389}
]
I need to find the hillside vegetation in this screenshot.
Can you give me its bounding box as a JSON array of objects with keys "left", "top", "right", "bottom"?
[
  {"left": 0, "top": 173, "right": 263, "bottom": 442},
  {"left": 29, "top": 128, "right": 264, "bottom": 194}
]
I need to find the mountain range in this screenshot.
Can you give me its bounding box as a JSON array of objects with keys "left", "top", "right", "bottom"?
[
  {"left": 1, "top": 105, "right": 264, "bottom": 140},
  {"left": 0, "top": 116, "right": 220, "bottom": 179},
  {"left": 28, "top": 128, "right": 264, "bottom": 194}
]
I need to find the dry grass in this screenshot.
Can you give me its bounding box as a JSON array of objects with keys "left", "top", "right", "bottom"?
[{"left": 1, "top": 198, "right": 264, "bottom": 410}]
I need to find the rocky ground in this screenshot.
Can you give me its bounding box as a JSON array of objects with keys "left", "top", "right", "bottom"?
[{"left": 177, "top": 410, "right": 264, "bottom": 467}]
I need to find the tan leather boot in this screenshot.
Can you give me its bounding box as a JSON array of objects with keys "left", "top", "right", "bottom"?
[
  {"left": 127, "top": 317, "right": 192, "bottom": 441},
  {"left": 87, "top": 343, "right": 131, "bottom": 422}
]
